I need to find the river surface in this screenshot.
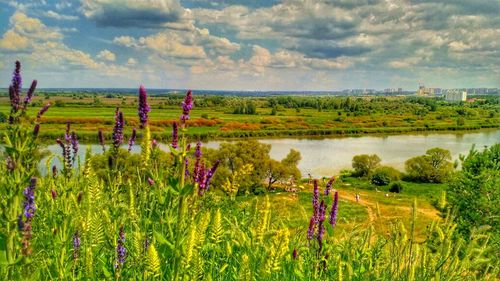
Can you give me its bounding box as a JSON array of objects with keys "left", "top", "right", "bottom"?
[{"left": 39, "top": 130, "right": 499, "bottom": 177}]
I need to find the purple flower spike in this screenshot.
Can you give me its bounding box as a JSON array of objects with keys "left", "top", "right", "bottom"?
[
  {"left": 312, "top": 179, "right": 319, "bottom": 220},
  {"left": 71, "top": 131, "right": 78, "bottom": 162},
  {"left": 12, "top": 61, "right": 22, "bottom": 91},
  {"left": 180, "top": 90, "right": 193, "bottom": 125},
  {"left": 292, "top": 248, "right": 298, "bottom": 260},
  {"left": 329, "top": 191, "right": 339, "bottom": 227},
  {"left": 116, "top": 226, "right": 126, "bottom": 268},
  {"left": 33, "top": 123, "right": 40, "bottom": 137},
  {"left": 24, "top": 80, "right": 37, "bottom": 105},
  {"left": 171, "top": 122, "right": 178, "bottom": 149},
  {"left": 112, "top": 108, "right": 124, "bottom": 150},
  {"left": 128, "top": 128, "right": 136, "bottom": 152},
  {"left": 51, "top": 189, "right": 57, "bottom": 199},
  {"left": 65, "top": 123, "right": 71, "bottom": 142},
  {"left": 20, "top": 177, "right": 37, "bottom": 256},
  {"left": 138, "top": 85, "right": 150, "bottom": 128},
  {"left": 73, "top": 231, "right": 81, "bottom": 260},
  {"left": 324, "top": 176, "right": 335, "bottom": 195},
  {"left": 184, "top": 157, "right": 189, "bottom": 177},
  {"left": 37, "top": 103, "right": 50, "bottom": 119},
  {"left": 204, "top": 160, "right": 220, "bottom": 191},
  {"left": 307, "top": 216, "right": 315, "bottom": 240}
]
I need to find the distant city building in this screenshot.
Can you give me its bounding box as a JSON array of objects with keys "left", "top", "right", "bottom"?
[{"left": 444, "top": 91, "right": 467, "bottom": 102}]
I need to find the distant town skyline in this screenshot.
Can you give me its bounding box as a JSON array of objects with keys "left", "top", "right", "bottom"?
[{"left": 1, "top": 0, "right": 499, "bottom": 90}]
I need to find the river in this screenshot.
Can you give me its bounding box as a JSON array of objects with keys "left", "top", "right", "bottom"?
[{"left": 40, "top": 130, "right": 499, "bottom": 177}]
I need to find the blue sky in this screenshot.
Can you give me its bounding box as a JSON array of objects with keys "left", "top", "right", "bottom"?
[{"left": 0, "top": 0, "right": 498, "bottom": 90}]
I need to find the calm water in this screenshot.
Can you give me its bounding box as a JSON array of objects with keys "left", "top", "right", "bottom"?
[{"left": 41, "top": 130, "right": 499, "bottom": 177}]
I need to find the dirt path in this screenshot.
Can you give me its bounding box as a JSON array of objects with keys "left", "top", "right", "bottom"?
[{"left": 337, "top": 188, "right": 440, "bottom": 225}]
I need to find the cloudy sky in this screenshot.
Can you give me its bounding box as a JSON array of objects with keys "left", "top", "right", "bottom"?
[{"left": 0, "top": 0, "right": 498, "bottom": 90}]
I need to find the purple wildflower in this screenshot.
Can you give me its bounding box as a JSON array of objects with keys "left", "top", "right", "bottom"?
[
  {"left": 317, "top": 224, "right": 325, "bottom": 250},
  {"left": 184, "top": 157, "right": 189, "bottom": 177},
  {"left": 128, "top": 128, "right": 136, "bottom": 152},
  {"left": 204, "top": 160, "right": 220, "bottom": 191},
  {"left": 98, "top": 129, "right": 106, "bottom": 152},
  {"left": 20, "top": 177, "right": 37, "bottom": 256},
  {"left": 17, "top": 215, "right": 24, "bottom": 231},
  {"left": 37, "top": 103, "right": 50, "bottom": 119},
  {"left": 171, "top": 122, "right": 178, "bottom": 149},
  {"left": 196, "top": 165, "right": 207, "bottom": 196},
  {"left": 147, "top": 178, "right": 155, "bottom": 186},
  {"left": 329, "top": 191, "right": 339, "bottom": 227},
  {"left": 33, "top": 123, "right": 40, "bottom": 137},
  {"left": 138, "top": 85, "right": 150, "bottom": 128},
  {"left": 52, "top": 165, "right": 57, "bottom": 178},
  {"left": 65, "top": 122, "right": 71, "bottom": 142},
  {"left": 180, "top": 90, "right": 193, "bottom": 125},
  {"left": 307, "top": 216, "right": 315, "bottom": 240},
  {"left": 324, "top": 176, "right": 335, "bottom": 195},
  {"left": 194, "top": 141, "right": 202, "bottom": 158},
  {"left": 116, "top": 226, "right": 126, "bottom": 268},
  {"left": 9, "top": 61, "right": 22, "bottom": 122},
  {"left": 112, "top": 108, "right": 124, "bottom": 151},
  {"left": 12, "top": 61, "right": 22, "bottom": 95},
  {"left": 73, "top": 231, "right": 81, "bottom": 260},
  {"left": 317, "top": 200, "right": 326, "bottom": 251},
  {"left": 193, "top": 142, "right": 202, "bottom": 181},
  {"left": 71, "top": 131, "right": 78, "bottom": 162},
  {"left": 51, "top": 189, "right": 57, "bottom": 200},
  {"left": 293, "top": 248, "right": 298, "bottom": 260},
  {"left": 24, "top": 80, "right": 37, "bottom": 105}
]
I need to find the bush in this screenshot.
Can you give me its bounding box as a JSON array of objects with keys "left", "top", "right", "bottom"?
[
  {"left": 389, "top": 181, "right": 403, "bottom": 193},
  {"left": 371, "top": 166, "right": 401, "bottom": 186},
  {"left": 352, "top": 154, "right": 381, "bottom": 177},
  {"left": 0, "top": 112, "right": 7, "bottom": 123},
  {"left": 253, "top": 186, "right": 267, "bottom": 195}
]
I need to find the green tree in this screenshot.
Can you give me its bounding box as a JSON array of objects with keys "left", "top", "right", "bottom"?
[
  {"left": 405, "top": 148, "right": 454, "bottom": 183},
  {"left": 352, "top": 154, "right": 381, "bottom": 177},
  {"left": 447, "top": 144, "right": 499, "bottom": 243},
  {"left": 266, "top": 149, "right": 301, "bottom": 189},
  {"left": 371, "top": 166, "right": 401, "bottom": 186}
]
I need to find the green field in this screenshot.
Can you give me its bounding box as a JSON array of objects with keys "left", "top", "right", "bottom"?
[{"left": 0, "top": 93, "right": 498, "bottom": 141}]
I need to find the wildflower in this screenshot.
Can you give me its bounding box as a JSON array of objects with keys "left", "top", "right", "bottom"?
[
  {"left": 17, "top": 215, "right": 24, "bottom": 231},
  {"left": 307, "top": 216, "right": 315, "bottom": 240},
  {"left": 193, "top": 142, "right": 202, "bottom": 181},
  {"left": 128, "top": 128, "right": 136, "bottom": 152},
  {"left": 151, "top": 139, "right": 158, "bottom": 148},
  {"left": 12, "top": 61, "right": 22, "bottom": 96},
  {"left": 51, "top": 189, "right": 57, "bottom": 200},
  {"left": 33, "top": 123, "right": 40, "bottom": 137},
  {"left": 116, "top": 226, "right": 126, "bottom": 268},
  {"left": 138, "top": 85, "right": 150, "bottom": 128},
  {"left": 71, "top": 131, "right": 78, "bottom": 162},
  {"left": 73, "top": 231, "right": 81, "bottom": 260},
  {"left": 112, "top": 108, "right": 124, "bottom": 151},
  {"left": 317, "top": 200, "right": 326, "bottom": 250},
  {"left": 204, "top": 160, "right": 220, "bottom": 191},
  {"left": 184, "top": 157, "right": 189, "bottom": 177},
  {"left": 293, "top": 248, "right": 298, "bottom": 260},
  {"left": 98, "top": 129, "right": 106, "bottom": 152},
  {"left": 20, "top": 177, "right": 37, "bottom": 256},
  {"left": 9, "top": 61, "right": 22, "bottom": 122},
  {"left": 147, "top": 178, "right": 155, "bottom": 186},
  {"left": 324, "top": 176, "right": 335, "bottom": 195},
  {"left": 65, "top": 122, "right": 71, "bottom": 142},
  {"left": 23, "top": 80, "right": 37, "bottom": 105},
  {"left": 194, "top": 141, "right": 202, "bottom": 158},
  {"left": 37, "top": 103, "right": 50, "bottom": 119},
  {"left": 171, "top": 122, "right": 178, "bottom": 149},
  {"left": 180, "top": 90, "right": 193, "bottom": 125},
  {"left": 196, "top": 164, "right": 207, "bottom": 196},
  {"left": 329, "top": 191, "right": 339, "bottom": 227}
]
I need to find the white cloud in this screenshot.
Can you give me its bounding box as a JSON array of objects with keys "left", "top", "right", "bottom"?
[
  {"left": 97, "top": 49, "right": 116, "bottom": 61},
  {"left": 44, "top": 10, "right": 79, "bottom": 20}
]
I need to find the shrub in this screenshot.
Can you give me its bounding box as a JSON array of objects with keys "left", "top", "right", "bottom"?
[
  {"left": 0, "top": 112, "right": 7, "bottom": 123},
  {"left": 371, "top": 166, "right": 401, "bottom": 186},
  {"left": 389, "top": 181, "right": 403, "bottom": 193},
  {"left": 352, "top": 154, "right": 381, "bottom": 177}
]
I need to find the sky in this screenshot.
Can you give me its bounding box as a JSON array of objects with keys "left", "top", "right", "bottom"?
[{"left": 0, "top": 0, "right": 499, "bottom": 91}]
